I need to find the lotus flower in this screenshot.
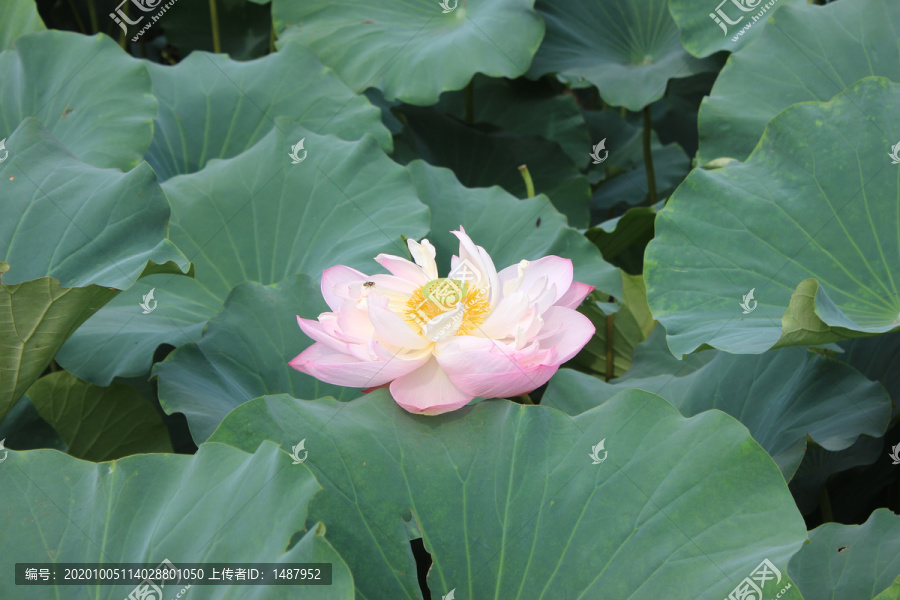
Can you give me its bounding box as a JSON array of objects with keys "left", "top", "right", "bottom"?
[{"left": 290, "top": 227, "right": 595, "bottom": 415}]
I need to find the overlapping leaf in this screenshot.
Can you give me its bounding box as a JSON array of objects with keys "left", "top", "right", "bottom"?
[
  {"left": 210, "top": 390, "right": 808, "bottom": 599},
  {"left": 528, "top": 0, "right": 716, "bottom": 110},
  {"left": 0, "top": 0, "right": 45, "bottom": 51},
  {"left": 144, "top": 42, "right": 391, "bottom": 181},
  {"left": 789, "top": 509, "right": 900, "bottom": 600},
  {"left": 0, "top": 119, "right": 189, "bottom": 419},
  {"left": 669, "top": 0, "right": 803, "bottom": 58},
  {"left": 645, "top": 77, "right": 900, "bottom": 356},
  {"left": 155, "top": 275, "right": 354, "bottom": 443},
  {"left": 544, "top": 328, "right": 892, "bottom": 479},
  {"left": 0, "top": 31, "right": 156, "bottom": 170},
  {"left": 271, "top": 0, "right": 545, "bottom": 105},
  {"left": 26, "top": 371, "right": 173, "bottom": 461},
  {"left": 0, "top": 442, "right": 355, "bottom": 599},
  {"left": 696, "top": 0, "right": 900, "bottom": 164},
  {"left": 57, "top": 122, "right": 430, "bottom": 386}
]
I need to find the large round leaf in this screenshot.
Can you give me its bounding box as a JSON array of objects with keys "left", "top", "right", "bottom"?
[
  {"left": 788, "top": 508, "right": 900, "bottom": 600},
  {"left": 210, "top": 390, "right": 808, "bottom": 600},
  {"left": 696, "top": 0, "right": 900, "bottom": 165},
  {"left": 0, "top": 119, "right": 190, "bottom": 419},
  {"left": 527, "top": 0, "right": 715, "bottom": 110},
  {"left": 155, "top": 275, "right": 354, "bottom": 443},
  {"left": 57, "top": 122, "right": 429, "bottom": 386},
  {"left": 0, "top": 441, "right": 355, "bottom": 599},
  {"left": 0, "top": 0, "right": 45, "bottom": 51},
  {"left": 144, "top": 42, "right": 391, "bottom": 181},
  {"left": 544, "top": 327, "right": 892, "bottom": 479},
  {"left": 271, "top": 0, "right": 544, "bottom": 105},
  {"left": 26, "top": 371, "right": 173, "bottom": 461},
  {"left": 0, "top": 31, "right": 156, "bottom": 171},
  {"left": 669, "top": 0, "right": 802, "bottom": 58},
  {"left": 645, "top": 77, "right": 900, "bottom": 357}
]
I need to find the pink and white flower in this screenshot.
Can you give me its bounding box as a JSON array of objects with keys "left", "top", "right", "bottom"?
[{"left": 290, "top": 227, "right": 595, "bottom": 415}]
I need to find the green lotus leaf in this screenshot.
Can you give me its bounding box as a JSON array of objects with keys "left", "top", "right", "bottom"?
[
  {"left": 645, "top": 77, "right": 900, "bottom": 357},
  {"left": 155, "top": 275, "right": 354, "bottom": 443},
  {"left": 57, "top": 121, "right": 429, "bottom": 386},
  {"left": 0, "top": 0, "right": 45, "bottom": 51},
  {"left": 405, "top": 160, "right": 621, "bottom": 297},
  {"left": 0, "top": 395, "right": 65, "bottom": 452},
  {"left": 669, "top": 0, "right": 802, "bottom": 58},
  {"left": 586, "top": 205, "right": 658, "bottom": 274},
  {"left": 789, "top": 508, "right": 900, "bottom": 600},
  {"left": 527, "top": 0, "right": 716, "bottom": 111},
  {"left": 158, "top": 0, "right": 272, "bottom": 60},
  {"left": 568, "top": 272, "right": 656, "bottom": 379},
  {"left": 0, "top": 119, "right": 190, "bottom": 419},
  {"left": 144, "top": 42, "right": 391, "bottom": 181},
  {"left": 438, "top": 74, "right": 592, "bottom": 167},
  {"left": 0, "top": 31, "right": 156, "bottom": 170},
  {"left": 394, "top": 105, "right": 591, "bottom": 227},
  {"left": 838, "top": 331, "right": 900, "bottom": 419},
  {"left": 545, "top": 327, "right": 892, "bottom": 479},
  {"left": 271, "top": 0, "right": 545, "bottom": 105},
  {"left": 0, "top": 441, "right": 355, "bottom": 599},
  {"left": 26, "top": 371, "right": 173, "bottom": 461},
  {"left": 696, "top": 0, "right": 900, "bottom": 165},
  {"left": 209, "top": 389, "right": 807, "bottom": 599}
]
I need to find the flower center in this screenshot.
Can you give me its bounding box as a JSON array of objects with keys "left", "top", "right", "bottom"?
[{"left": 404, "top": 278, "right": 490, "bottom": 340}]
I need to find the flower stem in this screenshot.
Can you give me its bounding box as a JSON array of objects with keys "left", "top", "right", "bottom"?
[
  {"left": 642, "top": 106, "right": 658, "bottom": 203},
  {"left": 605, "top": 312, "right": 615, "bottom": 381},
  {"left": 465, "top": 80, "right": 474, "bottom": 124},
  {"left": 820, "top": 487, "right": 833, "bottom": 522},
  {"left": 209, "top": 0, "right": 222, "bottom": 53},
  {"left": 86, "top": 0, "right": 98, "bottom": 33},
  {"left": 518, "top": 164, "right": 535, "bottom": 198},
  {"left": 517, "top": 394, "right": 534, "bottom": 405}
]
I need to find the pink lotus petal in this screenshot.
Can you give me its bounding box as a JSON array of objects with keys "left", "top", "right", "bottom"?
[
  {"left": 389, "top": 356, "right": 472, "bottom": 415},
  {"left": 290, "top": 342, "right": 426, "bottom": 388},
  {"left": 451, "top": 226, "right": 500, "bottom": 306},
  {"left": 375, "top": 253, "right": 429, "bottom": 286},
  {"left": 555, "top": 281, "right": 594, "bottom": 309},
  {"left": 367, "top": 293, "right": 431, "bottom": 349},
  {"left": 536, "top": 306, "right": 595, "bottom": 363},
  {"left": 321, "top": 265, "right": 368, "bottom": 311},
  {"left": 437, "top": 338, "right": 557, "bottom": 398}
]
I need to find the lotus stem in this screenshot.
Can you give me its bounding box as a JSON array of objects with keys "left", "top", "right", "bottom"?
[
  {"left": 518, "top": 164, "right": 535, "bottom": 198},
  {"left": 465, "top": 80, "right": 474, "bottom": 124},
  {"left": 620, "top": 106, "right": 626, "bottom": 119},
  {"left": 209, "top": 0, "right": 222, "bottom": 53},
  {"left": 605, "top": 312, "right": 614, "bottom": 381},
  {"left": 269, "top": 24, "right": 276, "bottom": 54},
  {"left": 517, "top": 394, "right": 534, "bottom": 405},
  {"left": 643, "top": 106, "right": 658, "bottom": 203},
  {"left": 86, "top": 0, "right": 99, "bottom": 33},
  {"left": 66, "top": 0, "right": 87, "bottom": 34}
]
